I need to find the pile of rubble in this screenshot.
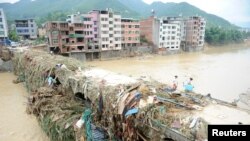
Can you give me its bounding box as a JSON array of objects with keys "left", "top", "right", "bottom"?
[{"left": 13, "top": 50, "right": 219, "bottom": 141}]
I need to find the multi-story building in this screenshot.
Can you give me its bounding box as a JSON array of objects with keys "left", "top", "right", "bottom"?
[
  {"left": 82, "top": 10, "right": 99, "bottom": 50},
  {"left": 140, "top": 16, "right": 206, "bottom": 52},
  {"left": 182, "top": 16, "right": 206, "bottom": 51},
  {"left": 140, "top": 16, "right": 160, "bottom": 51},
  {"left": 159, "top": 17, "right": 181, "bottom": 51},
  {"left": 98, "top": 9, "right": 122, "bottom": 50},
  {"left": 66, "top": 9, "right": 122, "bottom": 51},
  {"left": 15, "top": 19, "right": 38, "bottom": 39},
  {"left": 45, "top": 21, "right": 85, "bottom": 54},
  {"left": 121, "top": 18, "right": 140, "bottom": 50},
  {"left": 0, "top": 8, "right": 8, "bottom": 45}
]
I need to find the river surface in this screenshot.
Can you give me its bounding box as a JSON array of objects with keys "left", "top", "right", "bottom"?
[
  {"left": 0, "top": 72, "right": 49, "bottom": 141},
  {"left": 87, "top": 46, "right": 250, "bottom": 103}
]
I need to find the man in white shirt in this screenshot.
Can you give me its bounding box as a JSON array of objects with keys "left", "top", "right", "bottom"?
[{"left": 172, "top": 75, "right": 178, "bottom": 91}]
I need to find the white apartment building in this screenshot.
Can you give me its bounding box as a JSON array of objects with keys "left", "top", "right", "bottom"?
[
  {"left": 99, "top": 9, "right": 121, "bottom": 51},
  {"left": 0, "top": 8, "right": 8, "bottom": 44},
  {"left": 15, "top": 19, "right": 38, "bottom": 39},
  {"left": 159, "top": 17, "right": 181, "bottom": 51}
]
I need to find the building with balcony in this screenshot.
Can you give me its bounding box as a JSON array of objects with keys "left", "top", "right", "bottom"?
[
  {"left": 0, "top": 8, "right": 8, "bottom": 45},
  {"left": 15, "top": 19, "right": 37, "bottom": 39},
  {"left": 181, "top": 16, "right": 206, "bottom": 51},
  {"left": 121, "top": 18, "right": 140, "bottom": 50},
  {"left": 45, "top": 21, "right": 85, "bottom": 54},
  {"left": 158, "top": 17, "right": 181, "bottom": 51}
]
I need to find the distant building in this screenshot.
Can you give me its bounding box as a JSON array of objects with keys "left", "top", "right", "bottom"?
[
  {"left": 82, "top": 10, "right": 99, "bottom": 51},
  {"left": 98, "top": 9, "right": 122, "bottom": 51},
  {"left": 140, "top": 16, "right": 206, "bottom": 52},
  {"left": 45, "top": 21, "right": 85, "bottom": 54},
  {"left": 140, "top": 16, "right": 160, "bottom": 52},
  {"left": 15, "top": 19, "right": 38, "bottom": 39},
  {"left": 121, "top": 18, "right": 140, "bottom": 50},
  {"left": 0, "top": 8, "right": 8, "bottom": 45},
  {"left": 66, "top": 9, "right": 122, "bottom": 51},
  {"left": 159, "top": 17, "right": 181, "bottom": 51},
  {"left": 181, "top": 16, "right": 206, "bottom": 51}
]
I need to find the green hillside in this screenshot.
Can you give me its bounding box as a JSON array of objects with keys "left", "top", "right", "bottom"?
[
  {"left": 0, "top": 0, "right": 237, "bottom": 29},
  {"left": 119, "top": 0, "right": 237, "bottom": 29}
]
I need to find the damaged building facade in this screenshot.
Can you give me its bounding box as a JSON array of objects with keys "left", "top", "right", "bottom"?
[{"left": 46, "top": 9, "right": 141, "bottom": 61}]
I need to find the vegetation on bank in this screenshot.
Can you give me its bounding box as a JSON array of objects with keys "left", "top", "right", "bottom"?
[{"left": 205, "top": 27, "right": 250, "bottom": 45}]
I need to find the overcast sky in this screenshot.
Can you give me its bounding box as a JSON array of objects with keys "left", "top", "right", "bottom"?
[{"left": 0, "top": 0, "right": 249, "bottom": 27}]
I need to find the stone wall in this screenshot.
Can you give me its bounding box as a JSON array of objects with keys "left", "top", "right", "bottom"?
[{"left": 0, "top": 58, "right": 13, "bottom": 72}]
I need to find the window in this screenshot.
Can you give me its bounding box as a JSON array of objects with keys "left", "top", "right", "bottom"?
[
  {"left": 0, "top": 18, "right": 2, "bottom": 22},
  {"left": 163, "top": 26, "right": 166, "bottom": 29},
  {"left": 171, "top": 36, "right": 175, "bottom": 40},
  {"left": 135, "top": 25, "right": 139, "bottom": 28},
  {"left": 128, "top": 25, "right": 132, "bottom": 28},
  {"left": 94, "top": 21, "right": 97, "bottom": 25},
  {"left": 52, "top": 39, "right": 58, "bottom": 44},
  {"left": 0, "top": 31, "right": 4, "bottom": 35},
  {"left": 172, "top": 26, "right": 176, "bottom": 29},
  {"left": 31, "top": 24, "right": 33, "bottom": 27}
]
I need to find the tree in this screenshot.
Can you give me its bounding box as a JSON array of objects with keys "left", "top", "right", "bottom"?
[
  {"left": 8, "top": 29, "right": 19, "bottom": 42},
  {"left": 205, "top": 26, "right": 245, "bottom": 45}
]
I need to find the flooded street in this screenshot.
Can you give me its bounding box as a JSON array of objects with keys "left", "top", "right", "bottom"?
[
  {"left": 87, "top": 46, "right": 250, "bottom": 103},
  {"left": 0, "top": 73, "right": 48, "bottom": 141}
]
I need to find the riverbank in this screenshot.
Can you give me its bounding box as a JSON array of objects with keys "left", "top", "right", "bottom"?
[{"left": 0, "top": 72, "right": 49, "bottom": 141}]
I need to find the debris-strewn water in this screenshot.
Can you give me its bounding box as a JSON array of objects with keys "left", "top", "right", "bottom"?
[
  {"left": 0, "top": 72, "right": 49, "bottom": 141},
  {"left": 87, "top": 46, "right": 250, "bottom": 103}
]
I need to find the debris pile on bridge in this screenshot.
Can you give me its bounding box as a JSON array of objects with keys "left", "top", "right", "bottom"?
[{"left": 13, "top": 50, "right": 213, "bottom": 141}]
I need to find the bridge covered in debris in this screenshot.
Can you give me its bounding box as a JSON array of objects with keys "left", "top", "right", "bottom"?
[{"left": 11, "top": 50, "right": 250, "bottom": 141}]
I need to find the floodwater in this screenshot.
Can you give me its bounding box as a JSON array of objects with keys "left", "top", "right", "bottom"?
[
  {"left": 87, "top": 46, "right": 250, "bottom": 103},
  {"left": 0, "top": 72, "right": 49, "bottom": 141}
]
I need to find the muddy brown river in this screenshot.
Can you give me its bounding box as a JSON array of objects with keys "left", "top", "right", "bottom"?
[
  {"left": 0, "top": 46, "right": 250, "bottom": 140},
  {"left": 87, "top": 46, "right": 250, "bottom": 103},
  {"left": 0, "top": 72, "right": 49, "bottom": 141}
]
